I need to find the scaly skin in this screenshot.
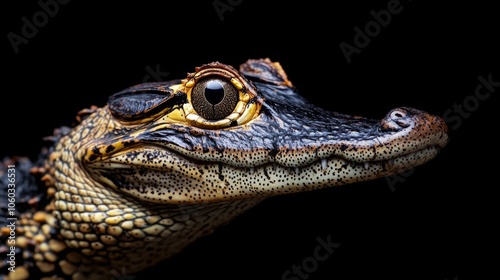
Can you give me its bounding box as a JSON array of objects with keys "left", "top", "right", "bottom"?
[{"left": 1, "top": 58, "right": 448, "bottom": 279}]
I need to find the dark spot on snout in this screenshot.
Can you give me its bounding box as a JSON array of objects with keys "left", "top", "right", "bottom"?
[
  {"left": 268, "top": 147, "right": 278, "bottom": 158},
  {"left": 123, "top": 140, "right": 136, "bottom": 147},
  {"left": 105, "top": 145, "right": 115, "bottom": 153},
  {"left": 92, "top": 146, "right": 102, "bottom": 156},
  {"left": 218, "top": 164, "right": 224, "bottom": 181}
]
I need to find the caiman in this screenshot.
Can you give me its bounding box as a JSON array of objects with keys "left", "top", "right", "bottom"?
[{"left": 0, "top": 58, "right": 448, "bottom": 280}]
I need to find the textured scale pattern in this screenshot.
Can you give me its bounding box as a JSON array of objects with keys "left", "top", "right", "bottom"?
[{"left": 46, "top": 109, "right": 262, "bottom": 279}]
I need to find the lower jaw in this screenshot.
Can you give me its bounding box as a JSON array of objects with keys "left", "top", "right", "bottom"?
[
  {"left": 88, "top": 146, "right": 441, "bottom": 203},
  {"left": 250, "top": 145, "right": 441, "bottom": 195}
]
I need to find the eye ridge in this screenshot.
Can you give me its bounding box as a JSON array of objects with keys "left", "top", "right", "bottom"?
[{"left": 192, "top": 77, "right": 239, "bottom": 120}]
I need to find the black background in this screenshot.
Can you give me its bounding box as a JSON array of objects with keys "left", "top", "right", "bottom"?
[{"left": 2, "top": 1, "right": 497, "bottom": 279}]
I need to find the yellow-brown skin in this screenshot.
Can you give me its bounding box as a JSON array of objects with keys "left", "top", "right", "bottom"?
[
  {"left": 2, "top": 59, "right": 448, "bottom": 279},
  {"left": 3, "top": 111, "right": 262, "bottom": 280}
]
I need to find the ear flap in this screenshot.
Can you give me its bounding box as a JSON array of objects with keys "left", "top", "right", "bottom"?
[{"left": 239, "top": 58, "right": 294, "bottom": 88}]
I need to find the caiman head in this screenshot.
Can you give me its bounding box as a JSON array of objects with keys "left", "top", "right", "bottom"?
[
  {"left": 82, "top": 58, "right": 448, "bottom": 202},
  {"left": 46, "top": 58, "right": 448, "bottom": 278}
]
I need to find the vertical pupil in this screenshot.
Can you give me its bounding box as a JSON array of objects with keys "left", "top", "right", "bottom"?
[{"left": 205, "top": 80, "right": 225, "bottom": 105}]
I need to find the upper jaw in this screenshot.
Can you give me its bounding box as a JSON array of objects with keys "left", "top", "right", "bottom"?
[
  {"left": 85, "top": 105, "right": 448, "bottom": 170},
  {"left": 153, "top": 106, "right": 447, "bottom": 164}
]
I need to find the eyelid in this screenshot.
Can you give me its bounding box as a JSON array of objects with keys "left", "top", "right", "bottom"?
[
  {"left": 230, "top": 77, "right": 244, "bottom": 90},
  {"left": 108, "top": 85, "right": 180, "bottom": 123}
]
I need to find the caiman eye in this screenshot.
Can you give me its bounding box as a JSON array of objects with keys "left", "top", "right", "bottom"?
[
  {"left": 191, "top": 78, "right": 239, "bottom": 120},
  {"left": 178, "top": 62, "right": 263, "bottom": 129}
]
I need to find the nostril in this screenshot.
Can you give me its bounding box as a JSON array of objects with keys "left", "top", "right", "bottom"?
[
  {"left": 390, "top": 110, "right": 406, "bottom": 119},
  {"left": 381, "top": 108, "right": 411, "bottom": 131}
]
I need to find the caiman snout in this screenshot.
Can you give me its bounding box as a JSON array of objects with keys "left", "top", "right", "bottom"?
[
  {"left": 381, "top": 107, "right": 448, "bottom": 140},
  {"left": 377, "top": 107, "right": 449, "bottom": 160}
]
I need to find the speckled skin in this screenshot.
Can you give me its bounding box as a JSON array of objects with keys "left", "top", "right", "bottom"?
[{"left": 0, "top": 58, "right": 448, "bottom": 279}]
